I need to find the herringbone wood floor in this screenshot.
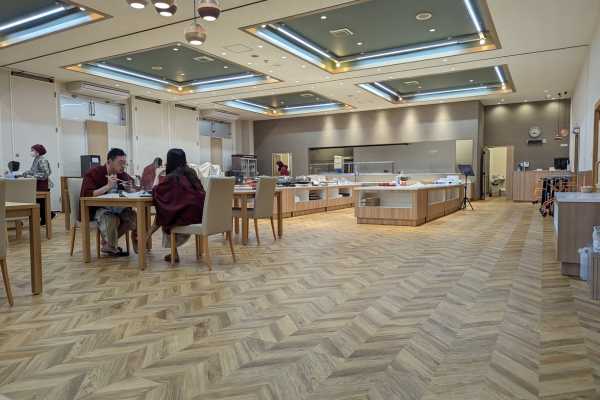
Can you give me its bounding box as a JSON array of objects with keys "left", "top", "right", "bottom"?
[{"left": 0, "top": 199, "right": 599, "bottom": 400}]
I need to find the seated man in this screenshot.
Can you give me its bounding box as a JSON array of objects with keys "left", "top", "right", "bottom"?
[{"left": 80, "top": 148, "right": 137, "bottom": 256}]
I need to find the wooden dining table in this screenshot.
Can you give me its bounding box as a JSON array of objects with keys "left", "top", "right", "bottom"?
[
  {"left": 80, "top": 195, "right": 153, "bottom": 270},
  {"left": 6, "top": 202, "right": 42, "bottom": 294},
  {"left": 234, "top": 187, "right": 283, "bottom": 245},
  {"left": 36, "top": 191, "right": 52, "bottom": 239}
]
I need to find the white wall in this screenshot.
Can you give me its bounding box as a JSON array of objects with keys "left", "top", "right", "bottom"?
[{"left": 571, "top": 18, "right": 600, "bottom": 173}]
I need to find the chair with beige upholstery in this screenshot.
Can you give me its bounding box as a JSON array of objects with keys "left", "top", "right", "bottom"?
[
  {"left": 5, "top": 178, "right": 36, "bottom": 240},
  {"left": 0, "top": 180, "right": 14, "bottom": 306},
  {"left": 68, "top": 178, "right": 130, "bottom": 257},
  {"left": 170, "top": 177, "right": 235, "bottom": 270},
  {"left": 232, "top": 177, "right": 277, "bottom": 245}
]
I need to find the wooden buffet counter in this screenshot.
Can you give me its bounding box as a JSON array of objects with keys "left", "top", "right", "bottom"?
[
  {"left": 272, "top": 184, "right": 360, "bottom": 217},
  {"left": 353, "top": 184, "right": 464, "bottom": 226},
  {"left": 512, "top": 170, "right": 571, "bottom": 202}
]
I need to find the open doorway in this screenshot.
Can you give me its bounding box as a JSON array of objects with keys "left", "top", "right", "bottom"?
[{"left": 486, "top": 145, "right": 514, "bottom": 198}]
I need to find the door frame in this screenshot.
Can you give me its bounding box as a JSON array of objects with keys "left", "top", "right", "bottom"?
[{"left": 593, "top": 102, "right": 599, "bottom": 190}]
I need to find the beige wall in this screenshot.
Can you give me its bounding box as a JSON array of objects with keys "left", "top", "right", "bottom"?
[{"left": 484, "top": 100, "right": 570, "bottom": 170}]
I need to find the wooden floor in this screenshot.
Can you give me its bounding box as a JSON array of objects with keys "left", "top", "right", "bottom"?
[{"left": 1, "top": 199, "right": 599, "bottom": 400}]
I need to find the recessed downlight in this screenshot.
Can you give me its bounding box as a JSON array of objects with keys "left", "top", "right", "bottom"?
[
  {"left": 127, "top": 0, "right": 148, "bottom": 9},
  {"left": 429, "top": 28, "right": 436, "bottom": 32},
  {"left": 126, "top": 57, "right": 133, "bottom": 61},
  {"left": 356, "top": 42, "right": 363, "bottom": 46},
  {"left": 415, "top": 11, "right": 433, "bottom": 21},
  {"left": 320, "top": 15, "right": 327, "bottom": 20},
  {"left": 153, "top": 0, "right": 172, "bottom": 9},
  {"left": 151, "top": 65, "right": 163, "bottom": 70}
]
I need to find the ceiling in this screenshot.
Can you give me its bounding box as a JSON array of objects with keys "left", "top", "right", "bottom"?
[
  {"left": 0, "top": 0, "right": 598, "bottom": 120},
  {"left": 240, "top": 91, "right": 337, "bottom": 108}
]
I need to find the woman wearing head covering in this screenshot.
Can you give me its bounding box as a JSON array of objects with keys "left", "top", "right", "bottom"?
[
  {"left": 152, "top": 149, "right": 205, "bottom": 263},
  {"left": 22, "top": 144, "right": 54, "bottom": 225}
]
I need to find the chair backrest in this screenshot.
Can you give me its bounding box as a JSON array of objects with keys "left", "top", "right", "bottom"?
[
  {"left": 67, "top": 178, "right": 84, "bottom": 225},
  {"left": 0, "top": 180, "right": 6, "bottom": 258},
  {"left": 201, "top": 177, "right": 234, "bottom": 235},
  {"left": 4, "top": 178, "right": 36, "bottom": 203},
  {"left": 253, "top": 177, "right": 277, "bottom": 218}
]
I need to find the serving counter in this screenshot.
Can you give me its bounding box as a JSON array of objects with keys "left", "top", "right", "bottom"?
[
  {"left": 353, "top": 184, "right": 464, "bottom": 226},
  {"left": 512, "top": 170, "right": 572, "bottom": 202},
  {"left": 271, "top": 183, "right": 361, "bottom": 217}
]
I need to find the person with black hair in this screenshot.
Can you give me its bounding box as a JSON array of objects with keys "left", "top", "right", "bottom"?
[
  {"left": 22, "top": 144, "right": 55, "bottom": 225},
  {"left": 141, "top": 157, "right": 163, "bottom": 190},
  {"left": 80, "top": 148, "right": 138, "bottom": 257},
  {"left": 152, "top": 148, "right": 205, "bottom": 263},
  {"left": 4, "top": 161, "right": 20, "bottom": 179}
]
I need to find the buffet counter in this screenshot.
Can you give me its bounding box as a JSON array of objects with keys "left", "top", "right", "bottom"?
[
  {"left": 512, "top": 170, "right": 572, "bottom": 202},
  {"left": 353, "top": 183, "right": 464, "bottom": 226},
  {"left": 272, "top": 183, "right": 361, "bottom": 217}
]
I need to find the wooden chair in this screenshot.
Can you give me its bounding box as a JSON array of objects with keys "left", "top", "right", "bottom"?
[
  {"left": 170, "top": 177, "right": 236, "bottom": 270},
  {"left": 232, "top": 177, "right": 277, "bottom": 245},
  {"left": 5, "top": 178, "right": 36, "bottom": 240},
  {"left": 0, "top": 180, "right": 14, "bottom": 306}
]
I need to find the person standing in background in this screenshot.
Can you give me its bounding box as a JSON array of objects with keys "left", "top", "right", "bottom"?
[
  {"left": 276, "top": 160, "right": 290, "bottom": 176},
  {"left": 141, "top": 157, "right": 163, "bottom": 190},
  {"left": 22, "top": 144, "right": 54, "bottom": 225}
]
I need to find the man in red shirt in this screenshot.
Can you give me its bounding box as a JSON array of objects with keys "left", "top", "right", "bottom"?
[{"left": 80, "top": 148, "right": 137, "bottom": 256}]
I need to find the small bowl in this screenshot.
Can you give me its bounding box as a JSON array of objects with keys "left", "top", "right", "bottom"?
[{"left": 581, "top": 186, "right": 593, "bottom": 193}]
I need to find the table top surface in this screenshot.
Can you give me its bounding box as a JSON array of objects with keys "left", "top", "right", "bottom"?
[
  {"left": 556, "top": 192, "right": 600, "bottom": 203},
  {"left": 6, "top": 202, "right": 38, "bottom": 209},
  {"left": 354, "top": 183, "right": 464, "bottom": 191}
]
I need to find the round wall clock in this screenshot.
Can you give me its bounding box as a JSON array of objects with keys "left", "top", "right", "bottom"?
[{"left": 528, "top": 126, "right": 542, "bottom": 138}]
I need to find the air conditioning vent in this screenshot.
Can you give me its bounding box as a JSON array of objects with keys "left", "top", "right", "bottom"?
[
  {"left": 66, "top": 81, "right": 130, "bottom": 101},
  {"left": 193, "top": 55, "right": 215, "bottom": 63},
  {"left": 329, "top": 28, "right": 354, "bottom": 37},
  {"left": 200, "top": 109, "right": 239, "bottom": 121}
]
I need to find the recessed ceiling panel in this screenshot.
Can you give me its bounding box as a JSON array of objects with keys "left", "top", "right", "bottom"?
[
  {"left": 244, "top": 0, "right": 499, "bottom": 73},
  {"left": 65, "top": 43, "right": 279, "bottom": 94},
  {"left": 221, "top": 91, "right": 350, "bottom": 116},
  {"left": 0, "top": 0, "right": 108, "bottom": 48},
  {"left": 359, "top": 65, "right": 514, "bottom": 104}
]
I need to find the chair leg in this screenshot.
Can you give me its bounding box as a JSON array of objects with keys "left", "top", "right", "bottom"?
[
  {"left": 170, "top": 232, "right": 177, "bottom": 266},
  {"left": 125, "top": 232, "right": 131, "bottom": 253},
  {"left": 15, "top": 221, "right": 22, "bottom": 241},
  {"left": 254, "top": 218, "right": 260, "bottom": 245},
  {"left": 234, "top": 217, "right": 239, "bottom": 234},
  {"left": 69, "top": 226, "right": 77, "bottom": 256},
  {"left": 202, "top": 235, "right": 212, "bottom": 271},
  {"left": 95, "top": 229, "right": 101, "bottom": 259},
  {"left": 0, "top": 258, "right": 14, "bottom": 306},
  {"left": 270, "top": 217, "right": 277, "bottom": 241},
  {"left": 227, "top": 231, "right": 236, "bottom": 263},
  {"left": 195, "top": 235, "right": 201, "bottom": 260}
]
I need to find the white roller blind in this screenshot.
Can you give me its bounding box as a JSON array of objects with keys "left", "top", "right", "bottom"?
[
  {"left": 61, "top": 119, "right": 85, "bottom": 177},
  {"left": 11, "top": 75, "right": 60, "bottom": 209},
  {"left": 133, "top": 99, "right": 167, "bottom": 174},
  {"left": 172, "top": 107, "right": 200, "bottom": 164}
]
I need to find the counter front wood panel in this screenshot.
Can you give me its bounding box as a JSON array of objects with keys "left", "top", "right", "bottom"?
[{"left": 513, "top": 171, "right": 572, "bottom": 202}]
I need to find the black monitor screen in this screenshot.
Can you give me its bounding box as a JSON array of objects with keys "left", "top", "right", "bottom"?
[{"left": 554, "top": 158, "right": 569, "bottom": 170}]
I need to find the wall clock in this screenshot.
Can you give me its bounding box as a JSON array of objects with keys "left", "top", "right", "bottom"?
[{"left": 528, "top": 126, "right": 542, "bottom": 138}]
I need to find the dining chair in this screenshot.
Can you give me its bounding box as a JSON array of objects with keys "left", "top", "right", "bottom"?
[
  {"left": 68, "top": 178, "right": 102, "bottom": 258},
  {"left": 0, "top": 180, "right": 14, "bottom": 306},
  {"left": 232, "top": 177, "right": 277, "bottom": 245},
  {"left": 5, "top": 178, "right": 36, "bottom": 241},
  {"left": 170, "top": 177, "right": 235, "bottom": 270}
]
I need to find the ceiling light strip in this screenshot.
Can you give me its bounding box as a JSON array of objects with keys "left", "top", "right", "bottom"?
[
  {"left": 341, "top": 40, "right": 460, "bottom": 63},
  {"left": 0, "top": 5, "right": 67, "bottom": 32},
  {"left": 235, "top": 99, "right": 272, "bottom": 110},
  {"left": 411, "top": 85, "right": 492, "bottom": 97},
  {"left": 91, "top": 63, "right": 172, "bottom": 85},
  {"left": 185, "top": 73, "right": 258, "bottom": 87},
  {"left": 282, "top": 102, "right": 340, "bottom": 111},
  {"left": 373, "top": 82, "right": 399, "bottom": 97},
  {"left": 463, "top": 0, "right": 483, "bottom": 33},
  {"left": 494, "top": 66, "right": 505, "bottom": 84},
  {"left": 359, "top": 83, "right": 398, "bottom": 102},
  {"left": 255, "top": 29, "right": 328, "bottom": 68},
  {"left": 273, "top": 25, "right": 338, "bottom": 62}
]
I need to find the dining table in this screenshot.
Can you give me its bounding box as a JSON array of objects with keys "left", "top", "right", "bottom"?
[
  {"left": 233, "top": 187, "right": 283, "bottom": 245},
  {"left": 6, "top": 202, "right": 42, "bottom": 294},
  {"left": 80, "top": 195, "right": 153, "bottom": 270}
]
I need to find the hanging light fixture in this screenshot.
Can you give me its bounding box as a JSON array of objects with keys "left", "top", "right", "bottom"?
[
  {"left": 197, "top": 0, "right": 221, "bottom": 21},
  {"left": 185, "top": 0, "right": 207, "bottom": 45},
  {"left": 127, "top": 0, "right": 148, "bottom": 8},
  {"left": 157, "top": 3, "right": 177, "bottom": 16},
  {"left": 153, "top": 0, "right": 174, "bottom": 9}
]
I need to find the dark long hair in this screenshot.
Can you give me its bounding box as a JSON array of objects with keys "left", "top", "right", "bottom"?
[{"left": 165, "top": 148, "right": 203, "bottom": 190}]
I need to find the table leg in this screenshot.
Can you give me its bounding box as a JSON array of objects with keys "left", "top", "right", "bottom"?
[
  {"left": 145, "top": 205, "right": 152, "bottom": 250},
  {"left": 276, "top": 192, "right": 283, "bottom": 238},
  {"left": 241, "top": 194, "right": 249, "bottom": 245},
  {"left": 234, "top": 197, "right": 239, "bottom": 234},
  {"left": 45, "top": 195, "right": 52, "bottom": 240},
  {"left": 62, "top": 179, "right": 71, "bottom": 232},
  {"left": 29, "top": 207, "right": 42, "bottom": 294},
  {"left": 136, "top": 203, "right": 147, "bottom": 270},
  {"left": 82, "top": 200, "right": 91, "bottom": 263}
]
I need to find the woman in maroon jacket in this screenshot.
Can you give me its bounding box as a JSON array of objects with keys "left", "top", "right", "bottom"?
[{"left": 152, "top": 148, "right": 205, "bottom": 263}]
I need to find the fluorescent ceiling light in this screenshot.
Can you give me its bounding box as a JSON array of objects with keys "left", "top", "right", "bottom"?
[
  {"left": 412, "top": 85, "right": 490, "bottom": 97},
  {"left": 494, "top": 66, "right": 505, "bottom": 84},
  {"left": 463, "top": 0, "right": 483, "bottom": 33},
  {"left": 373, "top": 82, "right": 398, "bottom": 97},
  {"left": 235, "top": 99, "right": 271, "bottom": 110},
  {"left": 92, "top": 63, "right": 172, "bottom": 85},
  {"left": 186, "top": 73, "right": 258, "bottom": 87},
  {"left": 283, "top": 102, "right": 339, "bottom": 110},
  {"left": 342, "top": 40, "right": 460, "bottom": 63},
  {"left": 275, "top": 25, "right": 337, "bottom": 62},
  {"left": 0, "top": 5, "right": 66, "bottom": 32}
]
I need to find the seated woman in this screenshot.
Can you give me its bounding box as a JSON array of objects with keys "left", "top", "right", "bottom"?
[{"left": 152, "top": 148, "right": 205, "bottom": 263}]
